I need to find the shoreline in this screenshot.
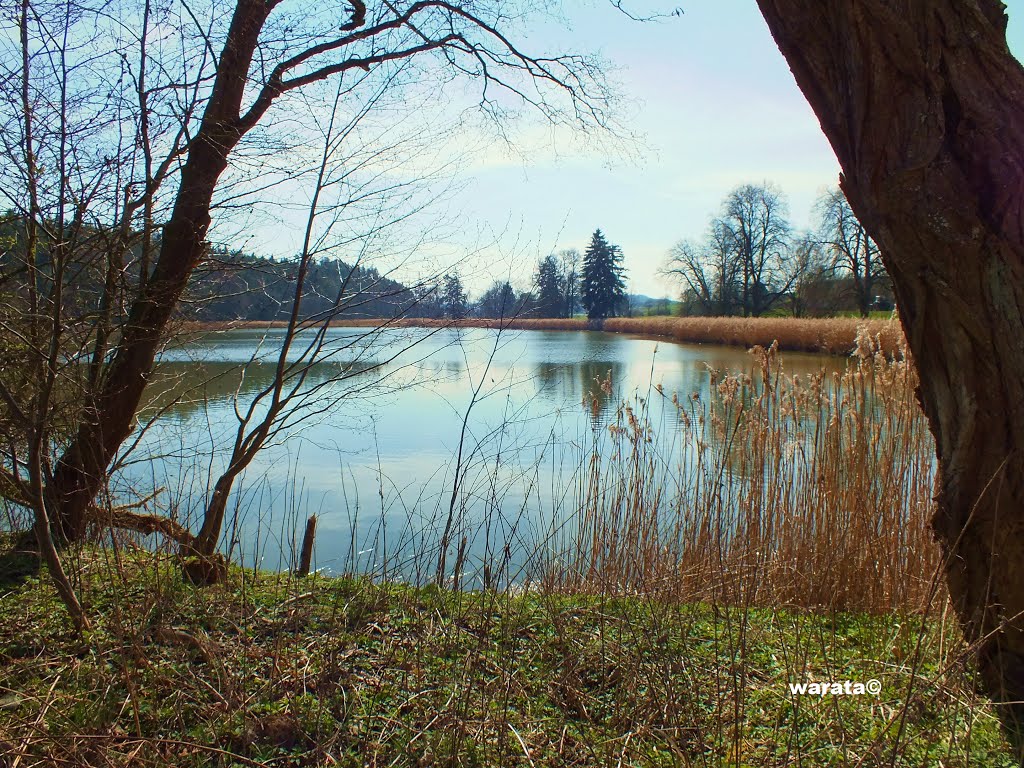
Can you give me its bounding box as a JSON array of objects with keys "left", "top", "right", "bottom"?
[{"left": 179, "top": 314, "right": 904, "bottom": 356}]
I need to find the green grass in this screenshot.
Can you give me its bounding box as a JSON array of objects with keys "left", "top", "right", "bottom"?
[{"left": 0, "top": 546, "right": 1015, "bottom": 767}]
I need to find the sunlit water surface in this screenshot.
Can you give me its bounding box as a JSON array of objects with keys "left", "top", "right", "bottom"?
[{"left": 114, "top": 327, "right": 844, "bottom": 581}]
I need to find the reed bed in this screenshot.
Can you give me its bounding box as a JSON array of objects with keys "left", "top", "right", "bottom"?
[
  {"left": 174, "top": 314, "right": 925, "bottom": 614},
  {"left": 549, "top": 328, "right": 939, "bottom": 614},
  {"left": 602, "top": 315, "right": 905, "bottom": 355}
]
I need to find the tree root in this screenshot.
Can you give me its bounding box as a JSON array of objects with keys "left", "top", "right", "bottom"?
[
  {"left": 93, "top": 507, "right": 197, "bottom": 549},
  {"left": 180, "top": 554, "right": 228, "bottom": 586},
  {"left": 5, "top": 479, "right": 229, "bottom": 586}
]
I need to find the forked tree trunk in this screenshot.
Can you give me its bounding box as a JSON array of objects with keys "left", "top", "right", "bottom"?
[
  {"left": 755, "top": 0, "right": 1024, "bottom": 736},
  {"left": 46, "top": 0, "right": 269, "bottom": 542},
  {"left": 48, "top": 140, "right": 231, "bottom": 541}
]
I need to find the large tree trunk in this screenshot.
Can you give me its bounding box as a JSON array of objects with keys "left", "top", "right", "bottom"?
[
  {"left": 47, "top": 0, "right": 269, "bottom": 541},
  {"left": 48, "top": 147, "right": 228, "bottom": 541},
  {"left": 755, "top": 0, "right": 1024, "bottom": 736}
]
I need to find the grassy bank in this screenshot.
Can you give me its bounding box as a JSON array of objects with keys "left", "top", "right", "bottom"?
[
  {"left": 0, "top": 549, "right": 1014, "bottom": 767},
  {"left": 185, "top": 315, "right": 904, "bottom": 356}
]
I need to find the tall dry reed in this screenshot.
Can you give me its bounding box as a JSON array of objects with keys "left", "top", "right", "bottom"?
[
  {"left": 602, "top": 314, "right": 905, "bottom": 355},
  {"left": 549, "top": 327, "right": 938, "bottom": 614}
]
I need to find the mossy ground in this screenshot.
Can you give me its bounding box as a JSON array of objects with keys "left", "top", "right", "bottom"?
[{"left": 0, "top": 544, "right": 1015, "bottom": 766}]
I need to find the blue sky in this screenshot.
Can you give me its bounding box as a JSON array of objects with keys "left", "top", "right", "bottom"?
[
  {"left": 235, "top": 2, "right": 1024, "bottom": 300},
  {"left": 441, "top": 1, "right": 1024, "bottom": 298}
]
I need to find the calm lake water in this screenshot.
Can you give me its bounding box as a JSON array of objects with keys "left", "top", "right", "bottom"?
[{"left": 117, "top": 327, "right": 845, "bottom": 580}]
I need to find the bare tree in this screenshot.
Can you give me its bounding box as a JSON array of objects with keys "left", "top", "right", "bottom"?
[
  {"left": 717, "top": 182, "right": 794, "bottom": 317},
  {"left": 756, "top": 0, "right": 1024, "bottom": 738},
  {"left": 0, "top": 0, "right": 613, "bottom": 558},
  {"left": 664, "top": 185, "right": 795, "bottom": 317},
  {"left": 182, "top": 80, "right": 457, "bottom": 580},
  {"left": 785, "top": 230, "right": 833, "bottom": 318},
  {"left": 815, "top": 187, "right": 885, "bottom": 317},
  {"left": 558, "top": 248, "right": 581, "bottom": 318},
  {"left": 663, "top": 239, "right": 713, "bottom": 315},
  {"left": 0, "top": 0, "right": 161, "bottom": 629},
  {"left": 665, "top": 183, "right": 795, "bottom": 318},
  {"left": 662, "top": 227, "right": 741, "bottom": 316}
]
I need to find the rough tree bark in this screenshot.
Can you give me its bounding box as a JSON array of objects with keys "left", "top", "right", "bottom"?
[{"left": 755, "top": 0, "right": 1024, "bottom": 733}]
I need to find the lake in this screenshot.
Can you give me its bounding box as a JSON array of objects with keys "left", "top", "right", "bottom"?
[{"left": 118, "top": 326, "right": 846, "bottom": 582}]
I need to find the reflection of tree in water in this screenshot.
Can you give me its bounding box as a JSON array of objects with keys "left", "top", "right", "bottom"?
[
  {"left": 533, "top": 362, "right": 580, "bottom": 403},
  {"left": 579, "top": 361, "right": 624, "bottom": 425},
  {"left": 534, "top": 361, "right": 559, "bottom": 395},
  {"left": 139, "top": 359, "right": 382, "bottom": 423},
  {"left": 531, "top": 359, "right": 624, "bottom": 425}
]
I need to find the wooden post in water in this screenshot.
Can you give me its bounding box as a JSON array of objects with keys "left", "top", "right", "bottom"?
[{"left": 296, "top": 515, "right": 317, "bottom": 577}]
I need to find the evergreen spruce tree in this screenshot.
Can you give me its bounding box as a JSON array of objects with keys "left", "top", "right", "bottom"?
[
  {"left": 477, "top": 280, "right": 518, "bottom": 318},
  {"left": 441, "top": 272, "right": 468, "bottom": 319},
  {"left": 580, "top": 230, "right": 626, "bottom": 319},
  {"left": 534, "top": 254, "right": 565, "bottom": 318}
]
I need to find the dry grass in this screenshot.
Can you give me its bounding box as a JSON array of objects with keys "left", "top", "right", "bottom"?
[
  {"left": 602, "top": 315, "right": 905, "bottom": 355},
  {"left": 172, "top": 315, "right": 928, "bottom": 615},
  {"left": 549, "top": 328, "right": 938, "bottom": 615}
]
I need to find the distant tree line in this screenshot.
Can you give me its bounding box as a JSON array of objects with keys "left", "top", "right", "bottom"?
[
  {"left": 0, "top": 215, "right": 632, "bottom": 325},
  {"left": 663, "top": 183, "right": 891, "bottom": 318},
  {"left": 465, "top": 229, "right": 627, "bottom": 320},
  {"left": 0, "top": 214, "right": 452, "bottom": 324},
  {"left": 4, "top": 196, "right": 884, "bottom": 327},
  {"left": 188, "top": 251, "right": 428, "bottom": 321},
  {"left": 199, "top": 225, "right": 632, "bottom": 323}
]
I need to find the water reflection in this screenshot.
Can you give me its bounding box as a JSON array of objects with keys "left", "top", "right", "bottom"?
[
  {"left": 117, "top": 327, "right": 846, "bottom": 578},
  {"left": 578, "top": 362, "right": 625, "bottom": 424},
  {"left": 140, "top": 359, "right": 384, "bottom": 421}
]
